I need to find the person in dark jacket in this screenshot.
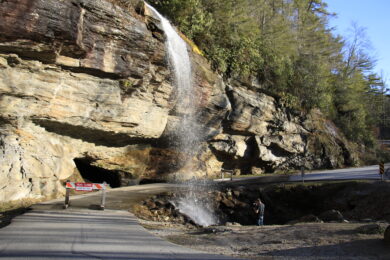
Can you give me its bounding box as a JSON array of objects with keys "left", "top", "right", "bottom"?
[{"left": 254, "top": 198, "right": 265, "bottom": 226}]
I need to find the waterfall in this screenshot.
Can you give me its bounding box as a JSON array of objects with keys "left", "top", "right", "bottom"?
[
  {"left": 145, "top": 3, "right": 198, "bottom": 154},
  {"left": 145, "top": 2, "right": 217, "bottom": 226}
]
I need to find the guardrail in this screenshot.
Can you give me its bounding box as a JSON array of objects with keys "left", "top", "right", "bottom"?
[
  {"left": 379, "top": 140, "right": 390, "bottom": 145},
  {"left": 220, "top": 170, "right": 234, "bottom": 181}
]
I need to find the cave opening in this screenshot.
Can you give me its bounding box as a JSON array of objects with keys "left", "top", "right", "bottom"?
[{"left": 73, "top": 158, "right": 122, "bottom": 188}]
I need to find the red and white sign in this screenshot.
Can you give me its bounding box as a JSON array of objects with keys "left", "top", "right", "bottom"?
[
  {"left": 75, "top": 182, "right": 93, "bottom": 192},
  {"left": 66, "top": 182, "right": 76, "bottom": 189},
  {"left": 66, "top": 182, "right": 107, "bottom": 190},
  {"left": 92, "top": 183, "right": 106, "bottom": 190}
]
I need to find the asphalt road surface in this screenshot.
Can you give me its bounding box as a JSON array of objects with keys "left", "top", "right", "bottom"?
[
  {"left": 289, "top": 164, "right": 390, "bottom": 182},
  {"left": 1, "top": 165, "right": 389, "bottom": 259},
  {"left": 379, "top": 140, "right": 390, "bottom": 145},
  {"left": 0, "top": 184, "right": 236, "bottom": 260}
]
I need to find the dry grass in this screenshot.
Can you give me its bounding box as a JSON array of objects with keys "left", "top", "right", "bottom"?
[
  {"left": 0, "top": 198, "right": 43, "bottom": 213},
  {"left": 0, "top": 198, "right": 45, "bottom": 229}
]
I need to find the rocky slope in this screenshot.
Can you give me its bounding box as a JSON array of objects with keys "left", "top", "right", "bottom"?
[
  {"left": 0, "top": 0, "right": 358, "bottom": 203},
  {"left": 135, "top": 181, "right": 390, "bottom": 226},
  {"left": 208, "top": 78, "right": 359, "bottom": 175}
]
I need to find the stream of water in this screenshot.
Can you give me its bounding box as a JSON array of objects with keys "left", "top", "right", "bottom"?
[{"left": 145, "top": 2, "right": 217, "bottom": 226}]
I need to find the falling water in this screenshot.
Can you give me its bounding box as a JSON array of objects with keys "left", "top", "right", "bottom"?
[{"left": 145, "top": 2, "right": 217, "bottom": 226}]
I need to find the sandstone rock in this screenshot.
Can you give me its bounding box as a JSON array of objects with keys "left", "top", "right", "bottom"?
[
  {"left": 225, "top": 84, "right": 276, "bottom": 136},
  {"left": 0, "top": 0, "right": 231, "bottom": 203},
  {"left": 251, "top": 167, "right": 263, "bottom": 175},
  {"left": 0, "top": 0, "right": 360, "bottom": 203},
  {"left": 208, "top": 78, "right": 359, "bottom": 173}
]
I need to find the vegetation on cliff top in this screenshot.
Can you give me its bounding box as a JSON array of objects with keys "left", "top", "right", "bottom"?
[{"left": 147, "top": 0, "right": 388, "bottom": 147}]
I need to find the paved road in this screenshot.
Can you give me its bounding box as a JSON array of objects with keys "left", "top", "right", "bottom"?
[
  {"left": 379, "top": 140, "right": 390, "bottom": 145},
  {"left": 0, "top": 184, "right": 236, "bottom": 260},
  {"left": 289, "top": 164, "right": 390, "bottom": 182},
  {"left": 214, "top": 164, "right": 390, "bottom": 185},
  {"left": 2, "top": 164, "right": 389, "bottom": 259}
]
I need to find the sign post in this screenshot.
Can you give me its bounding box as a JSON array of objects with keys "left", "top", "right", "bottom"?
[
  {"left": 100, "top": 182, "right": 107, "bottom": 210},
  {"left": 64, "top": 180, "right": 71, "bottom": 209},
  {"left": 380, "top": 162, "right": 385, "bottom": 181}
]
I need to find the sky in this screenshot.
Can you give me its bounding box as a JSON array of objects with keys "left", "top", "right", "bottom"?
[{"left": 325, "top": 0, "right": 390, "bottom": 90}]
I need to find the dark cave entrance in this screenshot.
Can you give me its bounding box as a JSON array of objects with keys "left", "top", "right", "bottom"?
[{"left": 73, "top": 158, "right": 122, "bottom": 188}]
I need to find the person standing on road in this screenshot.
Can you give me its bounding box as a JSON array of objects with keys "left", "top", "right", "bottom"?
[{"left": 254, "top": 198, "right": 265, "bottom": 226}]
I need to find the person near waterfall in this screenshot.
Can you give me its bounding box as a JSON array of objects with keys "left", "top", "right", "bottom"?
[{"left": 254, "top": 198, "right": 265, "bottom": 226}]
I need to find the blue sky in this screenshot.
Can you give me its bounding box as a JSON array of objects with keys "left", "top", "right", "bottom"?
[{"left": 325, "top": 0, "right": 390, "bottom": 89}]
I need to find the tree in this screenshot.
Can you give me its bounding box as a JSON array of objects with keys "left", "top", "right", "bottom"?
[{"left": 147, "top": 0, "right": 388, "bottom": 146}]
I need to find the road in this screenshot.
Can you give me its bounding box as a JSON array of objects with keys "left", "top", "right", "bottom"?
[
  {"left": 1, "top": 164, "right": 389, "bottom": 259},
  {"left": 0, "top": 184, "right": 236, "bottom": 260},
  {"left": 214, "top": 164, "right": 390, "bottom": 185},
  {"left": 289, "top": 164, "right": 390, "bottom": 182}
]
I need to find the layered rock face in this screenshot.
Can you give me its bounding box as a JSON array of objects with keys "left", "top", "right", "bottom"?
[
  {"left": 0, "top": 0, "right": 228, "bottom": 202},
  {"left": 208, "top": 79, "right": 359, "bottom": 174},
  {"left": 0, "top": 0, "right": 357, "bottom": 203}
]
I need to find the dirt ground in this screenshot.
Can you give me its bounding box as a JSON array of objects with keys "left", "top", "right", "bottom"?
[{"left": 139, "top": 219, "right": 390, "bottom": 259}]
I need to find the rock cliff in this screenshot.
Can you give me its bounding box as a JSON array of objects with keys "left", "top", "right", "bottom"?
[{"left": 0, "top": 0, "right": 357, "bottom": 203}]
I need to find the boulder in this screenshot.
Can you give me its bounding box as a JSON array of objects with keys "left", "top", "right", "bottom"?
[
  {"left": 221, "top": 198, "right": 235, "bottom": 208},
  {"left": 209, "top": 134, "right": 250, "bottom": 159},
  {"left": 251, "top": 167, "right": 264, "bottom": 175},
  {"left": 356, "top": 224, "right": 385, "bottom": 235},
  {"left": 319, "top": 210, "right": 345, "bottom": 222}
]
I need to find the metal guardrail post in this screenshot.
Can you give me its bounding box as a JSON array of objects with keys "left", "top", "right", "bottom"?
[
  {"left": 380, "top": 162, "right": 385, "bottom": 181},
  {"left": 301, "top": 167, "right": 305, "bottom": 183}
]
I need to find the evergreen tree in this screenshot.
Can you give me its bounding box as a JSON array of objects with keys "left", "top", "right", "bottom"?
[{"left": 147, "top": 0, "right": 387, "bottom": 146}]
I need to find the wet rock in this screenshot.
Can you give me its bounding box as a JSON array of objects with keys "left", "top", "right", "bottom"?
[
  {"left": 154, "top": 199, "right": 166, "bottom": 207},
  {"left": 221, "top": 198, "right": 235, "bottom": 208},
  {"left": 319, "top": 210, "right": 344, "bottom": 222},
  {"left": 144, "top": 200, "right": 157, "bottom": 210},
  {"left": 214, "top": 192, "right": 223, "bottom": 202},
  {"left": 233, "top": 190, "right": 240, "bottom": 197}
]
